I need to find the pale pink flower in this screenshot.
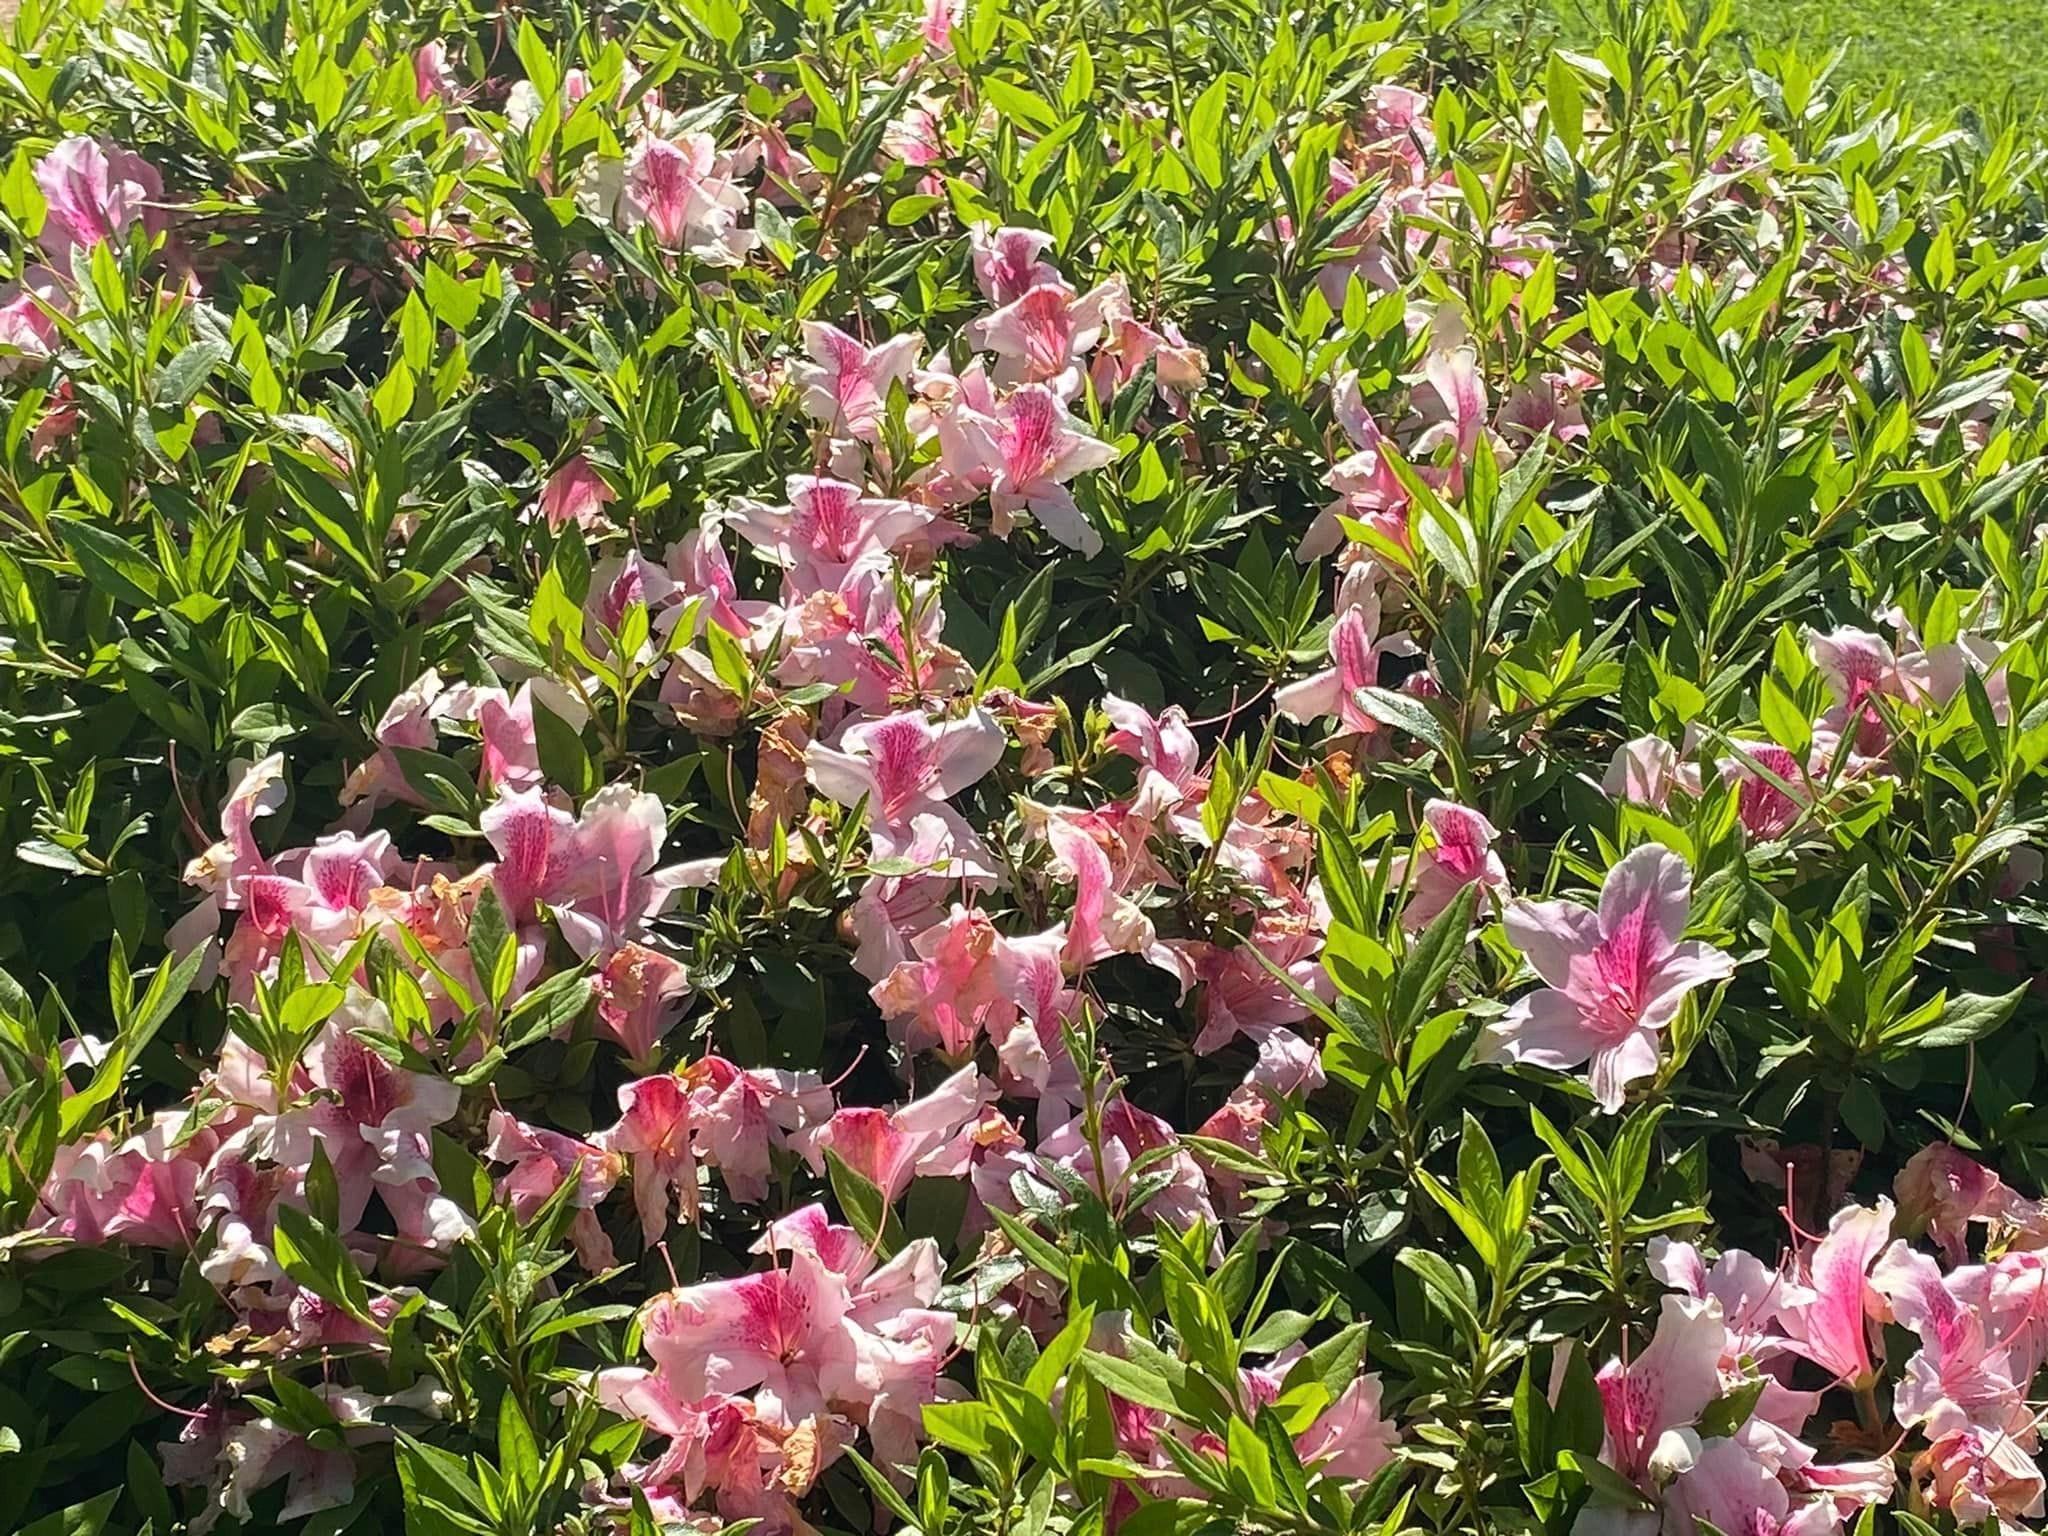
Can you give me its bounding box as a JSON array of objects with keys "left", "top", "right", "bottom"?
[
  {"left": 666, "top": 511, "right": 776, "bottom": 640},
  {"left": 1495, "top": 365, "right": 1598, "bottom": 444},
  {"left": 538, "top": 455, "right": 616, "bottom": 532},
  {"left": 0, "top": 266, "right": 64, "bottom": 374},
  {"left": 1273, "top": 592, "right": 1418, "bottom": 735},
  {"left": 621, "top": 133, "right": 753, "bottom": 264},
  {"left": 801, "top": 1064, "right": 993, "bottom": 1201},
  {"left": 1807, "top": 626, "right": 1930, "bottom": 755},
  {"left": 455, "top": 676, "right": 589, "bottom": 793},
  {"left": 726, "top": 475, "right": 933, "bottom": 590},
  {"left": 1872, "top": 1241, "right": 2018, "bottom": 1439},
  {"left": 945, "top": 383, "right": 1120, "bottom": 555},
  {"left": 1089, "top": 312, "right": 1206, "bottom": 403},
  {"left": 1917, "top": 1420, "right": 2047, "bottom": 1534},
  {"left": 969, "top": 225, "right": 1060, "bottom": 305},
  {"left": 182, "top": 754, "right": 289, "bottom": 905},
  {"left": 1663, "top": 1437, "right": 1840, "bottom": 1536},
  {"left": 638, "top": 1243, "right": 854, "bottom": 1419},
  {"left": 978, "top": 279, "right": 1121, "bottom": 393},
  {"left": 339, "top": 668, "right": 444, "bottom": 811},
  {"left": 34, "top": 136, "right": 167, "bottom": 268},
  {"left": 593, "top": 944, "right": 692, "bottom": 1068},
  {"left": 682, "top": 1055, "right": 834, "bottom": 1204},
  {"left": 1602, "top": 734, "right": 1699, "bottom": 809},
  {"left": 1037, "top": 1097, "right": 1217, "bottom": 1240},
  {"left": 871, "top": 904, "right": 1013, "bottom": 1057},
  {"left": 1046, "top": 816, "right": 1154, "bottom": 966},
  {"left": 412, "top": 41, "right": 455, "bottom": 103},
  {"left": 791, "top": 322, "right": 921, "bottom": 441},
  {"left": 1777, "top": 1198, "right": 1894, "bottom": 1387},
  {"left": 595, "top": 1073, "right": 698, "bottom": 1243},
  {"left": 1102, "top": 694, "right": 1202, "bottom": 815},
  {"left": 1721, "top": 743, "right": 1811, "bottom": 840},
  {"left": 1480, "top": 845, "right": 1734, "bottom": 1113},
  {"left": 483, "top": 1110, "right": 623, "bottom": 1270},
  {"left": 1896, "top": 1143, "right": 2022, "bottom": 1265},
  {"left": 1400, "top": 799, "right": 1509, "bottom": 930},
  {"left": 804, "top": 707, "right": 1006, "bottom": 861},
  {"left": 1592, "top": 1293, "right": 1726, "bottom": 1487},
  {"left": 920, "top": 0, "right": 960, "bottom": 49}
]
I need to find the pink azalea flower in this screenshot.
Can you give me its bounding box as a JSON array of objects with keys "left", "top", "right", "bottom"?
[
  {"left": 483, "top": 1110, "right": 623, "bottom": 1270},
  {"left": 1037, "top": 1096, "right": 1217, "bottom": 1240},
  {"left": 620, "top": 133, "right": 752, "bottom": 264},
  {"left": 666, "top": 511, "right": 776, "bottom": 640},
  {"left": 340, "top": 668, "right": 445, "bottom": 811},
  {"left": 182, "top": 753, "right": 289, "bottom": 906},
  {"left": 1871, "top": 1241, "right": 2018, "bottom": 1439},
  {"left": 846, "top": 813, "right": 999, "bottom": 983},
  {"left": 412, "top": 41, "right": 455, "bottom": 103},
  {"left": 1409, "top": 344, "right": 1488, "bottom": 460},
  {"left": 945, "top": 383, "right": 1120, "bottom": 555},
  {"left": 726, "top": 475, "right": 933, "bottom": 591},
  {"left": 639, "top": 1241, "right": 856, "bottom": 1416},
  {"left": 1721, "top": 743, "right": 1811, "bottom": 840},
  {"left": 977, "top": 279, "right": 1121, "bottom": 393},
  {"left": 1046, "top": 816, "right": 1154, "bottom": 967},
  {"left": 870, "top": 904, "right": 1013, "bottom": 1057},
  {"left": 538, "top": 454, "right": 616, "bottom": 532},
  {"left": 1399, "top": 799, "right": 1509, "bottom": 930},
  {"left": 1663, "top": 1437, "right": 1840, "bottom": 1536},
  {"left": 1896, "top": 1143, "right": 2028, "bottom": 1265},
  {"left": 804, "top": 707, "right": 1006, "bottom": 861},
  {"left": 454, "top": 676, "right": 589, "bottom": 793},
  {"left": 1807, "top": 626, "right": 1930, "bottom": 755},
  {"left": 1495, "top": 365, "right": 1598, "bottom": 445},
  {"left": 1480, "top": 844, "right": 1734, "bottom": 1113},
  {"left": 0, "top": 265, "right": 64, "bottom": 374},
  {"left": 1592, "top": 1293, "right": 1727, "bottom": 1487},
  {"left": 1776, "top": 1198, "right": 1893, "bottom": 1387},
  {"left": 970, "top": 225, "right": 1060, "bottom": 305},
  {"left": 801, "top": 1064, "right": 992, "bottom": 1201},
  {"left": 1240, "top": 1350, "right": 1400, "bottom": 1481},
  {"left": 1602, "top": 733, "right": 1700, "bottom": 809},
  {"left": 596, "top": 1073, "right": 698, "bottom": 1244},
  {"left": 1916, "top": 1420, "right": 2047, "bottom": 1534},
  {"left": 1273, "top": 592, "right": 1418, "bottom": 735},
  {"left": 593, "top": 943, "right": 693, "bottom": 1068},
  {"left": 34, "top": 136, "right": 167, "bottom": 268},
  {"left": 1102, "top": 694, "right": 1203, "bottom": 815},
  {"left": 682, "top": 1055, "right": 834, "bottom": 1204},
  {"left": 586, "top": 552, "right": 678, "bottom": 657},
  {"left": 480, "top": 784, "right": 578, "bottom": 915},
  {"left": 1089, "top": 311, "right": 1206, "bottom": 403},
  {"left": 791, "top": 322, "right": 921, "bottom": 442},
  {"left": 482, "top": 784, "right": 688, "bottom": 959},
  {"left": 919, "top": 0, "right": 961, "bottom": 50}
]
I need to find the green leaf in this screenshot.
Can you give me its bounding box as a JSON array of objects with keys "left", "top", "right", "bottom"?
[
  {"left": 1907, "top": 985, "right": 2025, "bottom": 1049},
  {"left": 1081, "top": 1349, "right": 1185, "bottom": 1414},
  {"left": 156, "top": 338, "right": 231, "bottom": 407},
  {"left": 1545, "top": 54, "right": 1584, "bottom": 156},
  {"left": 1392, "top": 884, "right": 1476, "bottom": 1033},
  {"left": 1188, "top": 75, "right": 1230, "bottom": 187},
  {"left": 273, "top": 1203, "right": 377, "bottom": 1327},
  {"left": 826, "top": 1149, "right": 904, "bottom": 1255},
  {"left": 19, "top": 1490, "right": 119, "bottom": 1536},
  {"left": 1355, "top": 687, "right": 1448, "bottom": 755},
  {"left": 52, "top": 516, "right": 161, "bottom": 608}
]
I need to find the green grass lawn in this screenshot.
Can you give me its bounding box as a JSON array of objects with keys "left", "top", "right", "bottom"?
[{"left": 1497, "top": 0, "right": 2048, "bottom": 129}]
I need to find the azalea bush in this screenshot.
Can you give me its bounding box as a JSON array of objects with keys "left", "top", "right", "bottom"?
[{"left": 3, "top": 0, "right": 2048, "bottom": 1532}]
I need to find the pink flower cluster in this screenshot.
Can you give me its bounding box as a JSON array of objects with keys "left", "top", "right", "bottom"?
[{"left": 1580, "top": 1145, "right": 2048, "bottom": 1536}]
